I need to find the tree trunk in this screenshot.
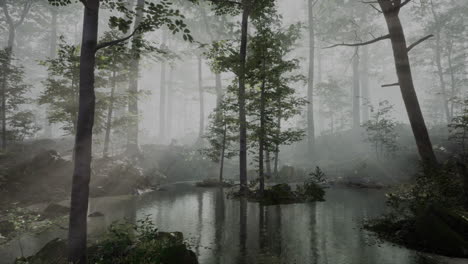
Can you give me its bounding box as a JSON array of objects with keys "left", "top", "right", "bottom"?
[
  {"left": 167, "top": 66, "right": 174, "bottom": 138},
  {"left": 434, "top": 30, "right": 450, "bottom": 123},
  {"left": 352, "top": 48, "right": 361, "bottom": 130},
  {"left": 258, "top": 73, "right": 266, "bottom": 195},
  {"left": 219, "top": 122, "right": 227, "bottom": 182},
  {"left": 274, "top": 111, "right": 281, "bottom": 178},
  {"left": 68, "top": 1, "right": 99, "bottom": 263},
  {"left": 379, "top": 2, "right": 438, "bottom": 167},
  {"left": 126, "top": 0, "right": 144, "bottom": 154},
  {"left": 44, "top": 7, "right": 58, "bottom": 138},
  {"left": 238, "top": 0, "right": 250, "bottom": 193},
  {"left": 103, "top": 69, "right": 116, "bottom": 158},
  {"left": 265, "top": 150, "right": 271, "bottom": 177},
  {"left": 447, "top": 40, "right": 456, "bottom": 118},
  {"left": 361, "top": 45, "right": 370, "bottom": 123},
  {"left": 307, "top": 0, "right": 315, "bottom": 155},
  {"left": 1, "top": 25, "right": 15, "bottom": 151},
  {"left": 159, "top": 60, "right": 166, "bottom": 142},
  {"left": 215, "top": 73, "right": 223, "bottom": 108},
  {"left": 198, "top": 56, "right": 204, "bottom": 138}
]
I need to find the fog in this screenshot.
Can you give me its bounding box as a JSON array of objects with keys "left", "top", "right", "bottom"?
[{"left": 0, "top": 0, "right": 467, "bottom": 263}]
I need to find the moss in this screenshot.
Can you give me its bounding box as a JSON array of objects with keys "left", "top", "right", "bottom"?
[
  {"left": 365, "top": 207, "right": 468, "bottom": 258},
  {"left": 15, "top": 219, "right": 198, "bottom": 264}
]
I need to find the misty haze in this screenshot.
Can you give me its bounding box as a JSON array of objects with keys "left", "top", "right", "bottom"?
[{"left": 0, "top": 0, "right": 467, "bottom": 263}]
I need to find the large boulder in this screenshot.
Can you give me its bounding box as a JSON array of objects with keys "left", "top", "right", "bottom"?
[
  {"left": 42, "top": 203, "right": 69, "bottom": 219},
  {"left": 0, "top": 220, "right": 15, "bottom": 237},
  {"left": 15, "top": 238, "right": 67, "bottom": 264},
  {"left": 414, "top": 206, "right": 468, "bottom": 257}
]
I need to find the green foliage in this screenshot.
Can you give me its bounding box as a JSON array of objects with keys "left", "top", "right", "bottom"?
[
  {"left": 449, "top": 99, "right": 468, "bottom": 159},
  {"left": 316, "top": 78, "right": 351, "bottom": 133},
  {"left": 89, "top": 217, "right": 195, "bottom": 264},
  {"left": 385, "top": 161, "right": 465, "bottom": 220},
  {"left": 0, "top": 49, "right": 39, "bottom": 143},
  {"left": 39, "top": 40, "right": 107, "bottom": 134},
  {"left": 362, "top": 100, "right": 399, "bottom": 158},
  {"left": 201, "top": 94, "right": 239, "bottom": 162},
  {"left": 309, "top": 166, "right": 326, "bottom": 184}
]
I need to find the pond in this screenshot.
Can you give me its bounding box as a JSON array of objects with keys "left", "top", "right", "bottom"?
[{"left": 0, "top": 183, "right": 465, "bottom": 264}]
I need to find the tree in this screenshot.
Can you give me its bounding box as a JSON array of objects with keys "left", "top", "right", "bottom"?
[
  {"left": 247, "top": 18, "right": 306, "bottom": 190},
  {"left": 202, "top": 94, "right": 238, "bottom": 182},
  {"left": 0, "top": 49, "right": 39, "bottom": 144},
  {"left": 96, "top": 31, "right": 133, "bottom": 157},
  {"left": 0, "top": 0, "right": 33, "bottom": 150},
  {"left": 316, "top": 78, "right": 351, "bottom": 134},
  {"left": 207, "top": 0, "right": 273, "bottom": 193},
  {"left": 48, "top": 0, "right": 192, "bottom": 262},
  {"left": 326, "top": 0, "right": 438, "bottom": 168},
  {"left": 362, "top": 100, "right": 399, "bottom": 159},
  {"left": 306, "top": 0, "right": 317, "bottom": 156}
]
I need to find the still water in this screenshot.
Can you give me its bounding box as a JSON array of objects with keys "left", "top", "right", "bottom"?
[{"left": 0, "top": 183, "right": 466, "bottom": 264}]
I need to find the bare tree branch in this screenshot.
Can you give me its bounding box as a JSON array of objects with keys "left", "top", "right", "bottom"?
[
  {"left": 399, "top": 0, "right": 413, "bottom": 9},
  {"left": 323, "top": 34, "right": 390, "bottom": 49},
  {"left": 407, "top": 34, "right": 434, "bottom": 52},
  {"left": 1, "top": 0, "right": 13, "bottom": 26},
  {"left": 96, "top": 28, "right": 139, "bottom": 51},
  {"left": 368, "top": 3, "right": 383, "bottom": 13},
  {"left": 15, "top": 0, "right": 33, "bottom": 28},
  {"left": 381, "top": 82, "right": 399, "bottom": 87}
]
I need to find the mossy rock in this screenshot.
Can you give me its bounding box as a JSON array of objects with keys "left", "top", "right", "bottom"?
[
  {"left": 15, "top": 238, "right": 67, "bottom": 264},
  {"left": 0, "top": 220, "right": 15, "bottom": 236},
  {"left": 160, "top": 244, "right": 198, "bottom": 264},
  {"left": 414, "top": 206, "right": 468, "bottom": 257},
  {"left": 42, "top": 203, "right": 69, "bottom": 219}
]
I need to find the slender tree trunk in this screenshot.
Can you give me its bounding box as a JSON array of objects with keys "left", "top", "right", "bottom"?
[
  {"left": 361, "top": 45, "right": 370, "bottom": 123},
  {"left": 167, "top": 66, "right": 174, "bottom": 138},
  {"left": 307, "top": 0, "right": 315, "bottom": 155},
  {"left": 352, "top": 48, "right": 361, "bottom": 130},
  {"left": 219, "top": 122, "right": 227, "bottom": 182},
  {"left": 215, "top": 73, "right": 223, "bottom": 107},
  {"left": 259, "top": 70, "right": 266, "bottom": 195},
  {"left": 1, "top": 1, "right": 31, "bottom": 150},
  {"left": 317, "top": 48, "right": 324, "bottom": 135},
  {"left": 447, "top": 41, "right": 456, "bottom": 118},
  {"left": 159, "top": 60, "right": 166, "bottom": 142},
  {"left": 44, "top": 7, "right": 58, "bottom": 138},
  {"left": 103, "top": 69, "right": 116, "bottom": 158},
  {"left": 1, "top": 25, "right": 14, "bottom": 151},
  {"left": 379, "top": 2, "right": 438, "bottom": 167},
  {"left": 238, "top": 0, "right": 250, "bottom": 193},
  {"left": 265, "top": 150, "right": 272, "bottom": 177},
  {"left": 68, "top": 1, "right": 99, "bottom": 263},
  {"left": 434, "top": 30, "right": 451, "bottom": 123},
  {"left": 274, "top": 111, "right": 281, "bottom": 177},
  {"left": 198, "top": 56, "right": 204, "bottom": 138},
  {"left": 126, "top": 0, "right": 144, "bottom": 154}
]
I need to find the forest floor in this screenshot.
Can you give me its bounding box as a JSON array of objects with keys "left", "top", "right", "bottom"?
[{"left": 0, "top": 139, "right": 161, "bottom": 243}]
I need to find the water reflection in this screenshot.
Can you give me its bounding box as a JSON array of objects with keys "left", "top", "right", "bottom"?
[
  {"left": 137, "top": 185, "right": 458, "bottom": 264},
  {"left": 1, "top": 184, "right": 463, "bottom": 264}
]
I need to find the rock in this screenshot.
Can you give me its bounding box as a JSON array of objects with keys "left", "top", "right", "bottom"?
[
  {"left": 88, "top": 211, "right": 104, "bottom": 217},
  {"left": 414, "top": 206, "right": 468, "bottom": 257},
  {"left": 30, "top": 150, "right": 63, "bottom": 169},
  {"left": 15, "top": 238, "right": 67, "bottom": 264},
  {"left": 155, "top": 231, "right": 184, "bottom": 244},
  {"left": 0, "top": 220, "right": 15, "bottom": 237},
  {"left": 160, "top": 244, "right": 199, "bottom": 264},
  {"left": 42, "top": 203, "right": 69, "bottom": 219}
]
